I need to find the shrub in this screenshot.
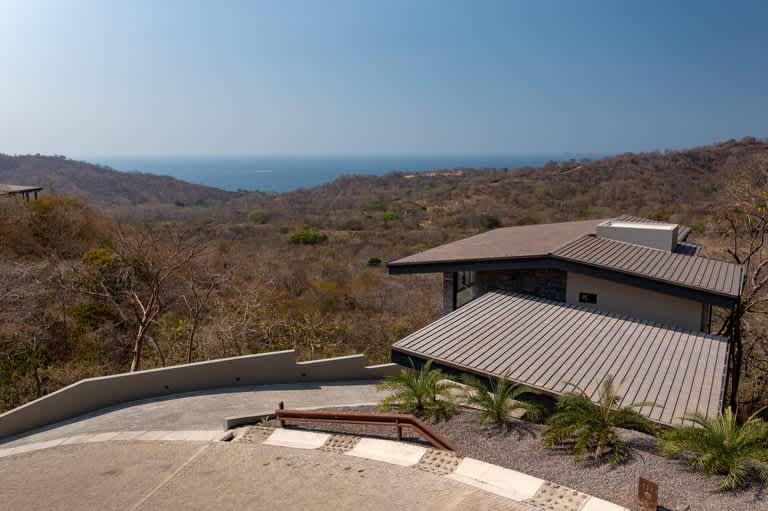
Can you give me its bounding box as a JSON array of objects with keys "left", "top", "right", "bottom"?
[
  {"left": 247, "top": 209, "right": 270, "bottom": 224},
  {"left": 381, "top": 211, "right": 399, "bottom": 223},
  {"left": 377, "top": 360, "right": 457, "bottom": 422},
  {"left": 542, "top": 375, "right": 657, "bottom": 464},
  {"left": 288, "top": 230, "right": 328, "bottom": 245},
  {"left": 341, "top": 217, "right": 364, "bottom": 231},
  {"left": 462, "top": 375, "right": 543, "bottom": 431},
  {"left": 479, "top": 216, "right": 502, "bottom": 232},
  {"left": 367, "top": 257, "right": 382, "bottom": 267},
  {"left": 661, "top": 407, "right": 768, "bottom": 491}
]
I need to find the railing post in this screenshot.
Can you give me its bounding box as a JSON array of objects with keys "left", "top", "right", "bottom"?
[
  {"left": 395, "top": 419, "right": 402, "bottom": 441},
  {"left": 278, "top": 401, "right": 285, "bottom": 427}
]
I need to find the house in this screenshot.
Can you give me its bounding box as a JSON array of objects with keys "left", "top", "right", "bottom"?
[
  {"left": 0, "top": 184, "right": 42, "bottom": 200},
  {"left": 387, "top": 216, "right": 743, "bottom": 426}
]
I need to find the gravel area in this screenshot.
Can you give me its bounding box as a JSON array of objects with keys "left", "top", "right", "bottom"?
[{"left": 276, "top": 406, "right": 768, "bottom": 511}]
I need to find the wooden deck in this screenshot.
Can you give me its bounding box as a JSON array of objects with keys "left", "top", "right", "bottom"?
[{"left": 392, "top": 290, "right": 729, "bottom": 426}]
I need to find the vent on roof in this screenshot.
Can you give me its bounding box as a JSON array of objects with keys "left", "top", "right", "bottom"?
[{"left": 596, "top": 219, "right": 679, "bottom": 251}]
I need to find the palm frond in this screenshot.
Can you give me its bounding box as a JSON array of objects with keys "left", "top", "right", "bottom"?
[
  {"left": 661, "top": 407, "right": 768, "bottom": 491},
  {"left": 543, "top": 374, "right": 654, "bottom": 465}
]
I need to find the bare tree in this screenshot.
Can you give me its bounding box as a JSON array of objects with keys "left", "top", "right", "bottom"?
[
  {"left": 717, "top": 157, "right": 768, "bottom": 412},
  {"left": 181, "top": 271, "right": 222, "bottom": 363},
  {"left": 77, "top": 223, "right": 210, "bottom": 372}
]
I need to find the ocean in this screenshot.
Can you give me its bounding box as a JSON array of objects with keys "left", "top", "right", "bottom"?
[{"left": 85, "top": 154, "right": 591, "bottom": 193}]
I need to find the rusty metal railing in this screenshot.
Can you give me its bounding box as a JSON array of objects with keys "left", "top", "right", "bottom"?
[{"left": 275, "top": 402, "right": 458, "bottom": 451}]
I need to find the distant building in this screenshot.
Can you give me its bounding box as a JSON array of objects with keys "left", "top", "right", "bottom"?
[
  {"left": 387, "top": 216, "right": 743, "bottom": 426},
  {"left": 0, "top": 184, "right": 43, "bottom": 200}
]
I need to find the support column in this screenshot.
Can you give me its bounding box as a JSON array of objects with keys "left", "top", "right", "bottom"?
[{"left": 442, "top": 272, "right": 456, "bottom": 315}]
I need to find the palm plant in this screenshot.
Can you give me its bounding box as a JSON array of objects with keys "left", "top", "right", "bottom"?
[
  {"left": 542, "top": 375, "right": 656, "bottom": 464},
  {"left": 660, "top": 407, "right": 768, "bottom": 491},
  {"left": 377, "top": 360, "right": 457, "bottom": 422},
  {"left": 462, "top": 375, "right": 544, "bottom": 431}
]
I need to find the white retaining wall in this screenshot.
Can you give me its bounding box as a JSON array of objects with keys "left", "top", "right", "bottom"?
[{"left": 0, "top": 350, "right": 400, "bottom": 440}]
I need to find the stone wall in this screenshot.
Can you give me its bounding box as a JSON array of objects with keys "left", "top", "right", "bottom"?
[{"left": 475, "top": 269, "right": 567, "bottom": 302}]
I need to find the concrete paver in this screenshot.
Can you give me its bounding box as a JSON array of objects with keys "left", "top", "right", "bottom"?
[
  {"left": 263, "top": 428, "right": 331, "bottom": 449},
  {"left": 0, "top": 380, "right": 385, "bottom": 447},
  {"left": 346, "top": 436, "right": 427, "bottom": 466}
]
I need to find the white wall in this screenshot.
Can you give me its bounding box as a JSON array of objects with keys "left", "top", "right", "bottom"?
[
  {"left": 0, "top": 350, "right": 401, "bottom": 441},
  {"left": 566, "top": 272, "right": 705, "bottom": 331}
]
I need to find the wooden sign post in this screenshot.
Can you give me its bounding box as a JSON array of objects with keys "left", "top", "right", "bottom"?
[{"left": 637, "top": 477, "right": 658, "bottom": 511}]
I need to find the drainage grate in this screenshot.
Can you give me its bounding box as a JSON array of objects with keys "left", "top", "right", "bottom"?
[
  {"left": 414, "top": 448, "right": 461, "bottom": 475},
  {"left": 320, "top": 434, "right": 360, "bottom": 454},
  {"left": 237, "top": 425, "right": 275, "bottom": 444},
  {"left": 524, "top": 481, "right": 589, "bottom": 511}
]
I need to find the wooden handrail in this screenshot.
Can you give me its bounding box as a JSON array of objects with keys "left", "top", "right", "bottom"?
[{"left": 275, "top": 402, "right": 458, "bottom": 451}]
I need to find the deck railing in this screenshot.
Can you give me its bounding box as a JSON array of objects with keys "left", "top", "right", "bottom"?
[{"left": 275, "top": 402, "right": 458, "bottom": 451}]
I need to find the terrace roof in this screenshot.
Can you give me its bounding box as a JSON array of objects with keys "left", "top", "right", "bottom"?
[{"left": 392, "top": 290, "right": 729, "bottom": 426}]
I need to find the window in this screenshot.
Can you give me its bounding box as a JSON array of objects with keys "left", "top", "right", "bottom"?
[
  {"left": 457, "top": 271, "right": 475, "bottom": 292},
  {"left": 578, "top": 292, "right": 597, "bottom": 304},
  {"left": 455, "top": 271, "right": 476, "bottom": 308}
]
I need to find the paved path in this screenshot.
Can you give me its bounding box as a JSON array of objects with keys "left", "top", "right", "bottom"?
[
  {"left": 0, "top": 441, "right": 537, "bottom": 511},
  {"left": 0, "top": 380, "right": 386, "bottom": 448}
]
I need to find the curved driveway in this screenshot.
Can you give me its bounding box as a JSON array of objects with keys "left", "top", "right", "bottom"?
[{"left": 0, "top": 380, "right": 385, "bottom": 448}]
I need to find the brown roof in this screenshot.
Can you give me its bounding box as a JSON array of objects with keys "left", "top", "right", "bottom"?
[
  {"left": 393, "top": 290, "right": 729, "bottom": 426},
  {"left": 389, "top": 219, "right": 605, "bottom": 265},
  {"left": 0, "top": 184, "right": 43, "bottom": 195},
  {"left": 552, "top": 235, "right": 743, "bottom": 298},
  {"left": 388, "top": 216, "right": 742, "bottom": 300}
]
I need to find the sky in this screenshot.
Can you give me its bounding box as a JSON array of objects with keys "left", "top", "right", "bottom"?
[{"left": 1, "top": 0, "right": 767, "bottom": 156}]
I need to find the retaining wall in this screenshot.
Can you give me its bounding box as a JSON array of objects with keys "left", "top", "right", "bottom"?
[{"left": 0, "top": 350, "right": 401, "bottom": 440}]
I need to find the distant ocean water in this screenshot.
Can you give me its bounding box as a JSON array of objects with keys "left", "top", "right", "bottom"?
[{"left": 85, "top": 154, "right": 592, "bottom": 194}]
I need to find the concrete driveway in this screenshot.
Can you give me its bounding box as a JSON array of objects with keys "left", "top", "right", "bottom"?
[
  {"left": 0, "top": 381, "right": 386, "bottom": 448},
  {"left": 0, "top": 441, "right": 534, "bottom": 511}
]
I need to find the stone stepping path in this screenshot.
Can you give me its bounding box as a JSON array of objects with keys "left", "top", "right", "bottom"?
[{"left": 244, "top": 426, "right": 628, "bottom": 511}]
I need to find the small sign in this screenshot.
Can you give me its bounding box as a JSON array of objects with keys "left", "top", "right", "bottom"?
[{"left": 637, "top": 477, "right": 658, "bottom": 511}]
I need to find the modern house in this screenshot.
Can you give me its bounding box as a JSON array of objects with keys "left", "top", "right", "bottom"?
[{"left": 387, "top": 215, "right": 743, "bottom": 426}]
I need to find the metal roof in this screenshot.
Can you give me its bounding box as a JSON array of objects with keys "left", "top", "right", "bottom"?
[
  {"left": 552, "top": 235, "right": 742, "bottom": 298},
  {"left": 388, "top": 215, "right": 741, "bottom": 300},
  {"left": 393, "top": 290, "right": 729, "bottom": 426},
  {"left": 388, "top": 219, "right": 605, "bottom": 266}
]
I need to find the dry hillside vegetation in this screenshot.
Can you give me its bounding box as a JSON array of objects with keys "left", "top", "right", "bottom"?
[{"left": 0, "top": 137, "right": 767, "bottom": 417}]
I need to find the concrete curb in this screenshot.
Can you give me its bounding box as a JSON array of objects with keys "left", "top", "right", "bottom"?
[
  {"left": 0, "top": 430, "right": 227, "bottom": 459},
  {"left": 222, "top": 401, "right": 379, "bottom": 429}
]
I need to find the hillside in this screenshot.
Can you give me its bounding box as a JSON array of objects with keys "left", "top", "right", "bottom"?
[
  {"left": 249, "top": 137, "right": 768, "bottom": 234},
  {"left": 0, "top": 154, "right": 234, "bottom": 205},
  {"left": 2, "top": 136, "right": 768, "bottom": 418}
]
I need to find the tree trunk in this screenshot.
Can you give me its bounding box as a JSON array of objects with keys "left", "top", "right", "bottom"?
[
  {"left": 130, "top": 324, "right": 148, "bottom": 372},
  {"left": 728, "top": 302, "right": 744, "bottom": 412},
  {"left": 186, "top": 317, "right": 199, "bottom": 364}
]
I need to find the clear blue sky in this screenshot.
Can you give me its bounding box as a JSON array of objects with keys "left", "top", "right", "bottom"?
[{"left": 1, "top": 0, "right": 766, "bottom": 156}]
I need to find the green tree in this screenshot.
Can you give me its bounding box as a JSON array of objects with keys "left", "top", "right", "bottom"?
[
  {"left": 661, "top": 407, "right": 768, "bottom": 491},
  {"left": 247, "top": 209, "right": 270, "bottom": 224},
  {"left": 543, "top": 375, "right": 657, "bottom": 464},
  {"left": 377, "top": 360, "right": 457, "bottom": 422},
  {"left": 288, "top": 230, "right": 328, "bottom": 245},
  {"left": 461, "top": 375, "right": 543, "bottom": 431}
]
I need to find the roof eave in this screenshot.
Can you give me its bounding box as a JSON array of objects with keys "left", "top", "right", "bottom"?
[{"left": 388, "top": 256, "right": 740, "bottom": 307}]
